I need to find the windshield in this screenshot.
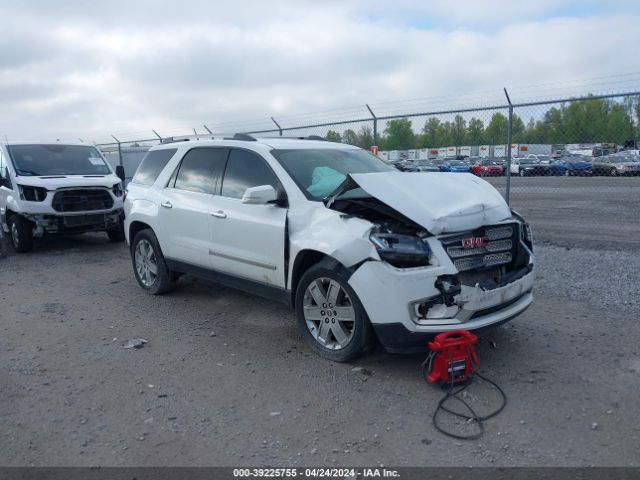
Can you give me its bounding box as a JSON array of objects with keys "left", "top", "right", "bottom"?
[
  {"left": 614, "top": 156, "right": 636, "bottom": 163},
  {"left": 271, "top": 148, "right": 395, "bottom": 200},
  {"left": 448, "top": 160, "right": 465, "bottom": 166},
  {"left": 7, "top": 144, "right": 110, "bottom": 176}
]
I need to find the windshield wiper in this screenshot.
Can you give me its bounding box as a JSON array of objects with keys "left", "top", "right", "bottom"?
[{"left": 15, "top": 169, "right": 41, "bottom": 176}]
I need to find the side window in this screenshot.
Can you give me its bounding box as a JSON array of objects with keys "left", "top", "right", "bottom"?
[
  {"left": 221, "top": 149, "right": 281, "bottom": 199},
  {"left": 174, "top": 148, "right": 227, "bottom": 194},
  {"left": 132, "top": 149, "right": 177, "bottom": 186}
]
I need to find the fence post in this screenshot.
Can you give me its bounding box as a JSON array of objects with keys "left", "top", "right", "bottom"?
[
  {"left": 271, "top": 117, "right": 283, "bottom": 137},
  {"left": 111, "top": 135, "right": 123, "bottom": 168},
  {"left": 366, "top": 104, "right": 377, "bottom": 145},
  {"left": 503, "top": 88, "right": 513, "bottom": 206}
]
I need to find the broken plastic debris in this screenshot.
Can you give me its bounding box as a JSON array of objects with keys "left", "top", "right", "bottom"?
[{"left": 123, "top": 338, "right": 148, "bottom": 349}]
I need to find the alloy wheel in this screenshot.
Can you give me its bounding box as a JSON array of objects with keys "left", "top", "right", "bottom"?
[
  {"left": 303, "top": 277, "right": 355, "bottom": 350},
  {"left": 135, "top": 239, "right": 158, "bottom": 287}
]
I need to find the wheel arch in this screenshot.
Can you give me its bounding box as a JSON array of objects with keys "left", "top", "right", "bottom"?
[
  {"left": 290, "top": 250, "right": 344, "bottom": 307},
  {"left": 129, "top": 220, "right": 153, "bottom": 247}
]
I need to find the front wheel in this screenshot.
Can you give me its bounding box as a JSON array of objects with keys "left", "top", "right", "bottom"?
[
  {"left": 107, "top": 221, "right": 126, "bottom": 242},
  {"left": 131, "top": 229, "right": 175, "bottom": 295},
  {"left": 295, "top": 260, "right": 374, "bottom": 362},
  {"left": 9, "top": 215, "right": 34, "bottom": 253}
]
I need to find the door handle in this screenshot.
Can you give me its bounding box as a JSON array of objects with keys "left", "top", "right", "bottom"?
[
  {"left": 211, "top": 210, "right": 227, "bottom": 219},
  {"left": 161, "top": 201, "right": 172, "bottom": 209}
]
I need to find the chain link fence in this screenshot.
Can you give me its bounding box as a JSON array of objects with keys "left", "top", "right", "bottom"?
[{"left": 96, "top": 91, "right": 640, "bottom": 249}]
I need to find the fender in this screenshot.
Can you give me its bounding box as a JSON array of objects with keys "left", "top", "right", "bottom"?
[
  {"left": 124, "top": 197, "right": 160, "bottom": 244},
  {"left": 286, "top": 204, "right": 379, "bottom": 290}
]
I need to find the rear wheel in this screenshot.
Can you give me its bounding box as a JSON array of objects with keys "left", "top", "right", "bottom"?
[
  {"left": 610, "top": 167, "right": 618, "bottom": 177},
  {"left": 519, "top": 169, "right": 525, "bottom": 177},
  {"left": 9, "top": 215, "right": 34, "bottom": 253},
  {"left": 131, "top": 229, "right": 175, "bottom": 295},
  {"left": 295, "top": 260, "right": 374, "bottom": 362}
]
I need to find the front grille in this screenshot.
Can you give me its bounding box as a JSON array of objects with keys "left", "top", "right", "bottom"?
[
  {"left": 63, "top": 214, "right": 107, "bottom": 227},
  {"left": 52, "top": 188, "right": 113, "bottom": 212},
  {"left": 440, "top": 223, "right": 519, "bottom": 273}
]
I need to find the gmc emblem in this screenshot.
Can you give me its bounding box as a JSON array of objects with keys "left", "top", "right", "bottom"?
[{"left": 462, "top": 236, "right": 487, "bottom": 249}]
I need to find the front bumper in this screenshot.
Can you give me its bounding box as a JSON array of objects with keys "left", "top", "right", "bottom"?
[
  {"left": 22, "top": 209, "right": 124, "bottom": 235},
  {"left": 348, "top": 249, "right": 535, "bottom": 352}
]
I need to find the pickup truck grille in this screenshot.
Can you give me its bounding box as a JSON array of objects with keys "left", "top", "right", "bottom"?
[
  {"left": 440, "top": 223, "right": 519, "bottom": 272},
  {"left": 52, "top": 188, "right": 114, "bottom": 212}
]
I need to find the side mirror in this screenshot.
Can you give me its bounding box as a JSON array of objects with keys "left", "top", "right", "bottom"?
[
  {"left": 115, "top": 165, "right": 126, "bottom": 182},
  {"left": 241, "top": 185, "right": 278, "bottom": 205}
]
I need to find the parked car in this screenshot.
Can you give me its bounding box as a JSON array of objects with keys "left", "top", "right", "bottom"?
[
  {"left": 414, "top": 160, "right": 440, "bottom": 172},
  {"left": 555, "top": 156, "right": 593, "bottom": 176},
  {"left": 471, "top": 158, "right": 504, "bottom": 177},
  {"left": 548, "top": 160, "right": 569, "bottom": 176},
  {"left": 511, "top": 158, "right": 552, "bottom": 176},
  {"left": 439, "top": 160, "right": 471, "bottom": 173},
  {"left": 0, "top": 142, "right": 126, "bottom": 252},
  {"left": 124, "top": 135, "right": 535, "bottom": 361},
  {"left": 604, "top": 155, "right": 640, "bottom": 176},
  {"left": 391, "top": 160, "right": 417, "bottom": 172}
]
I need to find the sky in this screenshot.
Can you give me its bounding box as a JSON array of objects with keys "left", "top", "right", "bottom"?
[{"left": 1, "top": 0, "right": 639, "bottom": 143}]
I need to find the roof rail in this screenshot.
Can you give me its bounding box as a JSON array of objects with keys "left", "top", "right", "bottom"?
[
  {"left": 224, "top": 133, "right": 257, "bottom": 141},
  {"left": 259, "top": 135, "right": 327, "bottom": 141},
  {"left": 160, "top": 137, "right": 191, "bottom": 144}
]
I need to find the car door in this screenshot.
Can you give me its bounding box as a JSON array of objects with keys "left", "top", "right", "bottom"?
[
  {"left": 158, "top": 147, "right": 227, "bottom": 268},
  {"left": 208, "top": 148, "right": 288, "bottom": 288}
]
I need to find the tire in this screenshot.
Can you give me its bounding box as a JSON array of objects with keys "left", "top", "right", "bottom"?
[
  {"left": 563, "top": 170, "right": 569, "bottom": 177},
  {"left": 610, "top": 168, "right": 618, "bottom": 177},
  {"left": 295, "top": 259, "right": 374, "bottom": 362},
  {"left": 519, "top": 169, "right": 525, "bottom": 177},
  {"left": 9, "top": 215, "right": 34, "bottom": 253},
  {"left": 131, "top": 228, "right": 175, "bottom": 295},
  {"left": 107, "top": 221, "right": 126, "bottom": 242}
]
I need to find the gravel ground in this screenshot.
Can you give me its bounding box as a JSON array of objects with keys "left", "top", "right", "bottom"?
[{"left": 1, "top": 178, "right": 639, "bottom": 467}]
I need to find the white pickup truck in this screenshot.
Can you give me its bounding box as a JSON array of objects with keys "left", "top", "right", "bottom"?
[{"left": 0, "top": 142, "right": 126, "bottom": 252}]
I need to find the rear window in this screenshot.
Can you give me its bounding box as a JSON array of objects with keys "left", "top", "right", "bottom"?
[{"left": 132, "top": 149, "right": 177, "bottom": 186}]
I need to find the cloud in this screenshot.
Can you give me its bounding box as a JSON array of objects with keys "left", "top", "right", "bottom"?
[{"left": 0, "top": 1, "right": 638, "bottom": 142}]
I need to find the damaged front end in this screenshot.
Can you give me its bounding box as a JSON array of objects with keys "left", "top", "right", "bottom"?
[{"left": 323, "top": 172, "right": 535, "bottom": 350}]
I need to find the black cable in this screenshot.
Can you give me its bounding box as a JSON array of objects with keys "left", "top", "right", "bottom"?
[{"left": 425, "top": 357, "right": 507, "bottom": 440}]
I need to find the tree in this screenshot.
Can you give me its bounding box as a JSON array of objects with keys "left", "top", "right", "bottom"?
[
  {"left": 484, "top": 112, "right": 509, "bottom": 144},
  {"left": 451, "top": 115, "right": 467, "bottom": 146},
  {"left": 383, "top": 118, "right": 415, "bottom": 150},
  {"left": 466, "top": 118, "right": 484, "bottom": 145},
  {"left": 325, "top": 130, "right": 341, "bottom": 142},
  {"left": 356, "top": 125, "right": 374, "bottom": 149},
  {"left": 511, "top": 114, "right": 526, "bottom": 143},
  {"left": 342, "top": 129, "right": 358, "bottom": 146},
  {"left": 421, "top": 118, "right": 441, "bottom": 147},
  {"left": 607, "top": 104, "right": 635, "bottom": 145}
]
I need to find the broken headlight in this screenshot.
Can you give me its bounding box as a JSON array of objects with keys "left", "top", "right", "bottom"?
[
  {"left": 370, "top": 232, "right": 431, "bottom": 268},
  {"left": 18, "top": 185, "right": 47, "bottom": 202},
  {"left": 112, "top": 182, "right": 124, "bottom": 197}
]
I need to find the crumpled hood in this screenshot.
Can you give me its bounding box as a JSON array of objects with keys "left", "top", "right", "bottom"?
[
  {"left": 332, "top": 172, "right": 512, "bottom": 235},
  {"left": 13, "top": 174, "right": 121, "bottom": 190}
]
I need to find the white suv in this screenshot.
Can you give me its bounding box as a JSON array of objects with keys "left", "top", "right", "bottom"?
[
  {"left": 124, "top": 135, "right": 535, "bottom": 361},
  {"left": 0, "top": 142, "right": 125, "bottom": 252}
]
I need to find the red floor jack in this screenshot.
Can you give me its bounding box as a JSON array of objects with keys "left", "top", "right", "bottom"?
[{"left": 423, "top": 330, "right": 506, "bottom": 440}]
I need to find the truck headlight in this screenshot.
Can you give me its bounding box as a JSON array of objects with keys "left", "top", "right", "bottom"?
[
  {"left": 370, "top": 232, "right": 431, "bottom": 268},
  {"left": 17, "top": 185, "right": 47, "bottom": 202},
  {"left": 112, "top": 182, "right": 124, "bottom": 197}
]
